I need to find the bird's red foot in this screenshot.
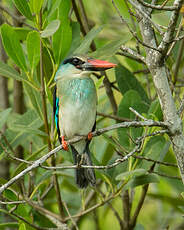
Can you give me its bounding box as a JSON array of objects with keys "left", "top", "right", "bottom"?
[
  {"left": 87, "top": 132, "right": 93, "bottom": 140},
  {"left": 62, "top": 136, "right": 69, "bottom": 151}
]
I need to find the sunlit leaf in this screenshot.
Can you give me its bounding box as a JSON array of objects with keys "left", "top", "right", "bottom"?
[
  {"left": 30, "top": 0, "right": 44, "bottom": 14},
  {"left": 41, "top": 20, "right": 60, "bottom": 38},
  {"left": 27, "top": 31, "right": 40, "bottom": 70}
]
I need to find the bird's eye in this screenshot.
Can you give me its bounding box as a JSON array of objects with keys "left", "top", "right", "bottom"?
[{"left": 72, "top": 58, "right": 80, "bottom": 66}]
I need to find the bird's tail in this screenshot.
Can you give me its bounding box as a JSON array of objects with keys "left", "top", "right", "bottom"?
[{"left": 71, "top": 145, "right": 96, "bottom": 188}]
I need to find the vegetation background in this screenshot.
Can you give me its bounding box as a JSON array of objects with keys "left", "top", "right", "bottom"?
[{"left": 0, "top": 0, "right": 183, "bottom": 229}]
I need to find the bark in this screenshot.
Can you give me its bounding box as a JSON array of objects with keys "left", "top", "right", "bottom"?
[{"left": 133, "top": 0, "right": 184, "bottom": 183}]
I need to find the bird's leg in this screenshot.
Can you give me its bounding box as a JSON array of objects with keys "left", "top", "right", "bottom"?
[
  {"left": 61, "top": 136, "right": 69, "bottom": 151},
  {"left": 87, "top": 132, "right": 93, "bottom": 140}
]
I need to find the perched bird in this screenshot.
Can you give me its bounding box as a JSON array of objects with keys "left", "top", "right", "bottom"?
[{"left": 53, "top": 55, "right": 116, "bottom": 188}]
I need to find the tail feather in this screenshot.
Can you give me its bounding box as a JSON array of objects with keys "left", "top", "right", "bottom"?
[{"left": 71, "top": 145, "right": 96, "bottom": 188}]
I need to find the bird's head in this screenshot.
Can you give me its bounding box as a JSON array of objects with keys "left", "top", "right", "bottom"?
[{"left": 55, "top": 55, "right": 116, "bottom": 81}]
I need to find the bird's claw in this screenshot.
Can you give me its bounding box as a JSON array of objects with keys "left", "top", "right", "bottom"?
[{"left": 62, "top": 136, "right": 69, "bottom": 151}]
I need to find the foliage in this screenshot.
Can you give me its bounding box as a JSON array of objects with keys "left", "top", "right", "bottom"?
[{"left": 0, "top": 0, "right": 183, "bottom": 229}]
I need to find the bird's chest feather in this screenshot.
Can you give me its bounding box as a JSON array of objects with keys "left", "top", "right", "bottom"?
[{"left": 57, "top": 78, "right": 97, "bottom": 138}]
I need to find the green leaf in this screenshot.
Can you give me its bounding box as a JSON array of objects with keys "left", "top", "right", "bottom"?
[
  {"left": 117, "top": 90, "right": 147, "bottom": 150},
  {"left": 1, "top": 24, "right": 27, "bottom": 71},
  {"left": 52, "top": 0, "right": 72, "bottom": 64},
  {"left": 3, "top": 189, "right": 17, "bottom": 201},
  {"left": 30, "top": 0, "right": 44, "bottom": 14},
  {"left": 41, "top": 20, "right": 60, "bottom": 38},
  {"left": 115, "top": 64, "right": 150, "bottom": 104},
  {"left": 116, "top": 169, "right": 146, "bottom": 180},
  {"left": 0, "top": 108, "right": 12, "bottom": 130},
  {"left": 75, "top": 26, "right": 103, "bottom": 54},
  {"left": 14, "top": 27, "right": 31, "bottom": 41},
  {"left": 0, "top": 61, "right": 23, "bottom": 81},
  {"left": 92, "top": 39, "right": 129, "bottom": 59},
  {"left": 137, "top": 136, "right": 170, "bottom": 170},
  {"left": 13, "top": 0, "right": 32, "bottom": 20},
  {"left": 19, "top": 222, "right": 26, "bottom": 230},
  {"left": 27, "top": 31, "right": 40, "bottom": 71},
  {"left": 124, "top": 173, "right": 159, "bottom": 189},
  {"left": 148, "top": 99, "right": 163, "bottom": 120}
]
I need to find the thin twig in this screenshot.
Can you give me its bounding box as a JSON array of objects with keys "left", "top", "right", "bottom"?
[
  {"left": 120, "top": 46, "right": 146, "bottom": 64},
  {"left": 137, "top": 0, "right": 178, "bottom": 11},
  {"left": 97, "top": 112, "right": 132, "bottom": 122}
]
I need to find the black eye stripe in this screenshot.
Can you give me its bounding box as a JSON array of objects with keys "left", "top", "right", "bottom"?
[{"left": 63, "top": 57, "right": 85, "bottom": 66}]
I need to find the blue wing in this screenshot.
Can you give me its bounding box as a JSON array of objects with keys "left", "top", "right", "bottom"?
[{"left": 53, "top": 86, "right": 61, "bottom": 143}]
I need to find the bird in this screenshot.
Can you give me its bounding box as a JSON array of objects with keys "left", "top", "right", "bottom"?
[{"left": 53, "top": 54, "right": 116, "bottom": 188}]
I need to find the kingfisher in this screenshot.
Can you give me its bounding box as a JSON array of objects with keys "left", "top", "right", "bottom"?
[{"left": 53, "top": 55, "right": 116, "bottom": 188}]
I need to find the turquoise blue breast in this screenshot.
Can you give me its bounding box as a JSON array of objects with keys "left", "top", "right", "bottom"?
[{"left": 58, "top": 78, "right": 96, "bottom": 105}]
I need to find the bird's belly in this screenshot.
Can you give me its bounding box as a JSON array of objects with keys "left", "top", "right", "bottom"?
[{"left": 59, "top": 100, "right": 96, "bottom": 139}]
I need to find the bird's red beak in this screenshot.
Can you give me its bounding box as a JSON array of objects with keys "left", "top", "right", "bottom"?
[{"left": 85, "top": 58, "right": 116, "bottom": 71}]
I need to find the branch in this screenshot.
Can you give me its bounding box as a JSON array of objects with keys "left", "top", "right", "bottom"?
[
  {"left": 0, "top": 119, "right": 167, "bottom": 194},
  {"left": 120, "top": 46, "right": 146, "bottom": 64},
  {"left": 158, "top": 0, "right": 183, "bottom": 56},
  {"left": 137, "top": 0, "right": 178, "bottom": 11},
  {"left": 127, "top": 0, "right": 163, "bottom": 34}
]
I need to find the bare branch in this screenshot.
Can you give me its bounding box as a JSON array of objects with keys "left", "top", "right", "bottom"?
[
  {"left": 137, "top": 0, "right": 178, "bottom": 11},
  {"left": 120, "top": 45, "right": 146, "bottom": 64},
  {"left": 127, "top": 0, "right": 164, "bottom": 34},
  {"left": 0, "top": 119, "right": 167, "bottom": 194}
]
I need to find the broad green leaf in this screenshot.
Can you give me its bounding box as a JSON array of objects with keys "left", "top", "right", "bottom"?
[
  {"left": 13, "top": 0, "right": 32, "bottom": 20},
  {"left": 116, "top": 169, "right": 146, "bottom": 180},
  {"left": 137, "top": 136, "right": 170, "bottom": 170},
  {"left": 75, "top": 26, "right": 103, "bottom": 54},
  {"left": 115, "top": 64, "right": 150, "bottom": 104},
  {"left": 148, "top": 99, "right": 163, "bottom": 120},
  {"left": 1, "top": 24, "right": 27, "bottom": 71},
  {"left": 92, "top": 39, "right": 129, "bottom": 59},
  {"left": 27, "top": 31, "right": 40, "bottom": 70},
  {"left": 3, "top": 189, "right": 17, "bottom": 201},
  {"left": 41, "top": 20, "right": 60, "bottom": 38},
  {"left": 124, "top": 173, "right": 159, "bottom": 189},
  {"left": 29, "top": 0, "right": 44, "bottom": 14},
  {"left": 53, "top": 0, "right": 72, "bottom": 64},
  {"left": 14, "top": 27, "right": 31, "bottom": 41},
  {"left": 0, "top": 108, "right": 12, "bottom": 130},
  {"left": 0, "top": 61, "right": 23, "bottom": 81},
  {"left": 117, "top": 90, "right": 147, "bottom": 150}
]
